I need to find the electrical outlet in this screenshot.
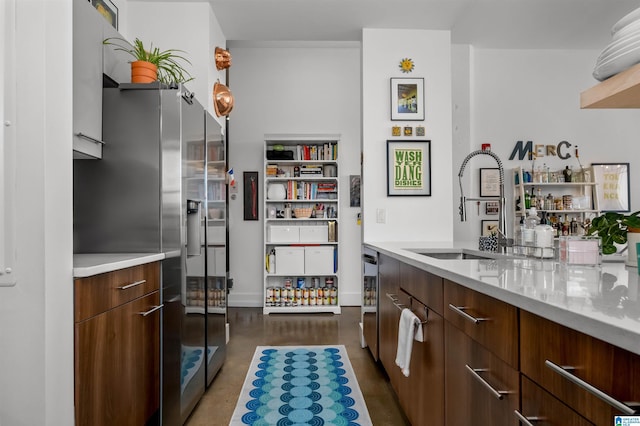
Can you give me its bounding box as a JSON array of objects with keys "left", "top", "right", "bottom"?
[{"left": 376, "top": 208, "right": 386, "bottom": 224}]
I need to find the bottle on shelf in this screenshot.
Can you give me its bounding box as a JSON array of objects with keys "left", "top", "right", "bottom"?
[
  {"left": 536, "top": 187, "right": 543, "bottom": 210},
  {"left": 563, "top": 166, "right": 572, "bottom": 182},
  {"left": 524, "top": 189, "right": 531, "bottom": 209},
  {"left": 562, "top": 214, "right": 570, "bottom": 236},
  {"left": 530, "top": 188, "right": 537, "bottom": 211},
  {"left": 545, "top": 193, "right": 554, "bottom": 210}
]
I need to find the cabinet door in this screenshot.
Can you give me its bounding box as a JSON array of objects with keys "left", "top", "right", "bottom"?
[
  {"left": 102, "top": 23, "right": 131, "bottom": 84},
  {"left": 75, "top": 291, "right": 160, "bottom": 426},
  {"left": 519, "top": 375, "right": 594, "bottom": 426},
  {"left": 445, "top": 323, "right": 519, "bottom": 426},
  {"left": 378, "top": 254, "right": 401, "bottom": 391},
  {"left": 397, "top": 290, "right": 444, "bottom": 426},
  {"left": 521, "top": 311, "right": 640, "bottom": 425},
  {"left": 73, "top": 0, "right": 104, "bottom": 158}
]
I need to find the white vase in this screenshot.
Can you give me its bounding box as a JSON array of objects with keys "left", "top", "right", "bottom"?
[{"left": 267, "top": 183, "right": 286, "bottom": 200}]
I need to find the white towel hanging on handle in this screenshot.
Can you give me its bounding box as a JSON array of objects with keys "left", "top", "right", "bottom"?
[{"left": 395, "top": 308, "right": 425, "bottom": 377}]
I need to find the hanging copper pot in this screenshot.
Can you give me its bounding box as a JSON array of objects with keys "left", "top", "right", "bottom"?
[
  {"left": 213, "top": 81, "right": 234, "bottom": 116},
  {"left": 214, "top": 47, "right": 232, "bottom": 70}
]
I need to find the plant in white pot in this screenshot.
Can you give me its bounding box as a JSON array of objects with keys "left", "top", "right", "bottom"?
[
  {"left": 586, "top": 211, "right": 640, "bottom": 265},
  {"left": 103, "top": 37, "right": 193, "bottom": 84}
]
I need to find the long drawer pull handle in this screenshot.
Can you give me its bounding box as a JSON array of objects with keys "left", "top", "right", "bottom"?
[
  {"left": 139, "top": 304, "right": 164, "bottom": 317},
  {"left": 465, "top": 365, "right": 508, "bottom": 400},
  {"left": 118, "top": 279, "right": 146, "bottom": 290},
  {"left": 448, "top": 304, "right": 487, "bottom": 324},
  {"left": 513, "top": 410, "right": 544, "bottom": 425},
  {"left": 545, "top": 359, "right": 636, "bottom": 415},
  {"left": 75, "top": 132, "right": 106, "bottom": 145}
]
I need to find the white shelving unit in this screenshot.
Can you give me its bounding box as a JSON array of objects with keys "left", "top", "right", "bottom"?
[
  {"left": 263, "top": 134, "right": 341, "bottom": 314},
  {"left": 513, "top": 166, "right": 600, "bottom": 235}
]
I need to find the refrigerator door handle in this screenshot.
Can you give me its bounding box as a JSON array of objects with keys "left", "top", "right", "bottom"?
[{"left": 186, "top": 199, "right": 202, "bottom": 256}]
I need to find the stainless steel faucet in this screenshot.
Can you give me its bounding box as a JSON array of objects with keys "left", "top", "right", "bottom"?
[{"left": 457, "top": 150, "right": 510, "bottom": 247}]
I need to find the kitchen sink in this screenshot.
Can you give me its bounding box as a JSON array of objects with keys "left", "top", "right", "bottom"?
[
  {"left": 404, "top": 248, "right": 515, "bottom": 261},
  {"left": 415, "top": 251, "right": 492, "bottom": 260}
]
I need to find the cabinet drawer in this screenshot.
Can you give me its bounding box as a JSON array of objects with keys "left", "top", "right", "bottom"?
[
  {"left": 519, "top": 375, "right": 594, "bottom": 426},
  {"left": 444, "top": 280, "right": 518, "bottom": 367},
  {"left": 445, "top": 323, "right": 519, "bottom": 426},
  {"left": 520, "top": 310, "right": 640, "bottom": 425},
  {"left": 74, "top": 262, "right": 160, "bottom": 322},
  {"left": 400, "top": 263, "right": 443, "bottom": 315}
]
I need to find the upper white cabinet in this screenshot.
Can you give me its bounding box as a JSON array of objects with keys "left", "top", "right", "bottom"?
[{"left": 73, "top": 0, "right": 129, "bottom": 159}]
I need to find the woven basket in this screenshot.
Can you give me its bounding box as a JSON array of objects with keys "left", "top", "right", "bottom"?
[{"left": 294, "top": 208, "right": 313, "bottom": 218}]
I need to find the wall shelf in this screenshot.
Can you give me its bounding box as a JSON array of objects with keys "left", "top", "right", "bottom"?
[{"left": 580, "top": 63, "right": 640, "bottom": 108}]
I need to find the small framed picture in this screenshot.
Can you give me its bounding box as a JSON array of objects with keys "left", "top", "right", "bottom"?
[
  {"left": 91, "top": 0, "right": 119, "bottom": 30},
  {"left": 592, "top": 163, "right": 630, "bottom": 212},
  {"left": 479, "top": 168, "right": 500, "bottom": 197},
  {"left": 416, "top": 126, "right": 425, "bottom": 137},
  {"left": 481, "top": 220, "right": 499, "bottom": 236},
  {"left": 392, "top": 126, "right": 401, "bottom": 136},
  {"left": 485, "top": 201, "right": 499, "bottom": 215},
  {"left": 390, "top": 78, "right": 425, "bottom": 121},
  {"left": 403, "top": 126, "right": 413, "bottom": 136}
]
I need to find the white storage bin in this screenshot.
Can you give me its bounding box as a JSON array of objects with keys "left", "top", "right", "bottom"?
[
  {"left": 299, "top": 226, "right": 328, "bottom": 243},
  {"left": 275, "top": 247, "right": 305, "bottom": 274},
  {"left": 269, "top": 226, "right": 300, "bottom": 243},
  {"left": 304, "top": 246, "right": 335, "bottom": 274}
]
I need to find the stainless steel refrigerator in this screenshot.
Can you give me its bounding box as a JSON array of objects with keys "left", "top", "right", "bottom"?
[{"left": 74, "top": 83, "right": 227, "bottom": 425}]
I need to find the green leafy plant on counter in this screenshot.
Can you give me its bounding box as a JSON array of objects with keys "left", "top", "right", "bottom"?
[
  {"left": 586, "top": 211, "right": 640, "bottom": 254},
  {"left": 103, "top": 37, "right": 193, "bottom": 84}
]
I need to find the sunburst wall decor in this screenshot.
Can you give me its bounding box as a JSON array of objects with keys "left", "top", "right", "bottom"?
[{"left": 399, "top": 58, "right": 415, "bottom": 73}]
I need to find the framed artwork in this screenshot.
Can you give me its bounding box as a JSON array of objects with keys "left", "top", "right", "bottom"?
[
  {"left": 479, "top": 168, "right": 501, "bottom": 197},
  {"left": 485, "top": 201, "right": 499, "bottom": 215},
  {"left": 349, "top": 175, "right": 361, "bottom": 207},
  {"left": 386, "top": 140, "right": 431, "bottom": 196},
  {"left": 243, "top": 171, "right": 259, "bottom": 220},
  {"left": 91, "top": 0, "right": 118, "bottom": 30},
  {"left": 592, "top": 163, "right": 630, "bottom": 212},
  {"left": 390, "top": 77, "right": 425, "bottom": 121},
  {"left": 481, "top": 220, "right": 499, "bottom": 236}
]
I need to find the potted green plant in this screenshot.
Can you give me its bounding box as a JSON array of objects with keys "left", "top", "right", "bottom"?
[
  {"left": 103, "top": 37, "right": 193, "bottom": 84},
  {"left": 586, "top": 211, "right": 640, "bottom": 261}
]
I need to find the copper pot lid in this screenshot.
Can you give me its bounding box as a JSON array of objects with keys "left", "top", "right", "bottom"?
[
  {"left": 214, "top": 47, "right": 232, "bottom": 70},
  {"left": 213, "top": 81, "right": 234, "bottom": 116}
]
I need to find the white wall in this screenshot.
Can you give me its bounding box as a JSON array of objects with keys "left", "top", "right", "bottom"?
[
  {"left": 362, "top": 29, "right": 454, "bottom": 242},
  {"left": 451, "top": 47, "right": 640, "bottom": 242},
  {"left": 225, "top": 42, "right": 362, "bottom": 307},
  {"left": 128, "top": 1, "right": 227, "bottom": 122},
  {"left": 0, "top": 0, "right": 75, "bottom": 425}
]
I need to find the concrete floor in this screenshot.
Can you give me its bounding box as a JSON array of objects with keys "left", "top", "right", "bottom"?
[{"left": 185, "top": 306, "right": 409, "bottom": 425}]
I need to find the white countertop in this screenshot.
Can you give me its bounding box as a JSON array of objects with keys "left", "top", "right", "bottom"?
[
  {"left": 73, "top": 253, "right": 167, "bottom": 278},
  {"left": 365, "top": 241, "right": 640, "bottom": 356}
]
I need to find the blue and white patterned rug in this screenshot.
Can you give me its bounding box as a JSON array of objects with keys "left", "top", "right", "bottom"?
[{"left": 230, "top": 345, "right": 372, "bottom": 426}]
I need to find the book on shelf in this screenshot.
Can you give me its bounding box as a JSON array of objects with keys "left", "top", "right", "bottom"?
[{"left": 294, "top": 143, "right": 338, "bottom": 161}]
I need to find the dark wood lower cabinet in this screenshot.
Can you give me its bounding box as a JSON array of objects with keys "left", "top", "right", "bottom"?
[
  {"left": 378, "top": 255, "right": 402, "bottom": 393},
  {"left": 397, "top": 291, "right": 444, "bottom": 426},
  {"left": 75, "top": 291, "right": 160, "bottom": 426},
  {"left": 519, "top": 375, "right": 594, "bottom": 425},
  {"left": 445, "top": 323, "right": 519, "bottom": 426},
  {"left": 74, "top": 262, "right": 161, "bottom": 425}
]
